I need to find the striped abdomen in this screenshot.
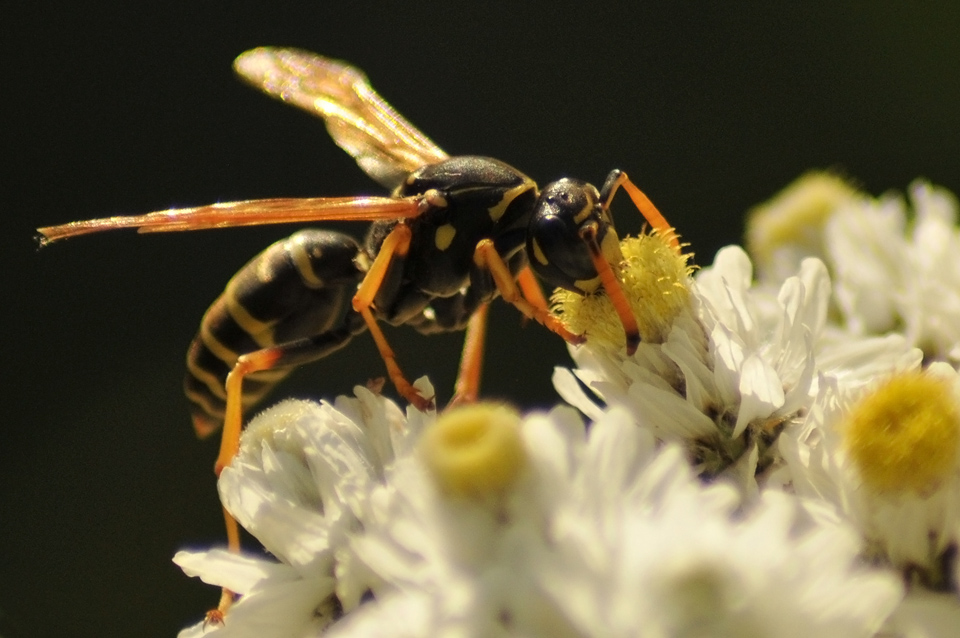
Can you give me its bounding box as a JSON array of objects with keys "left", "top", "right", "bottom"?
[{"left": 184, "top": 229, "right": 366, "bottom": 438}]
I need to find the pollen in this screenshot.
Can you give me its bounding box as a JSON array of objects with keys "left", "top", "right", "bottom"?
[
  {"left": 552, "top": 228, "right": 694, "bottom": 349},
  {"left": 746, "top": 171, "right": 861, "bottom": 271},
  {"left": 420, "top": 403, "right": 527, "bottom": 498},
  {"left": 841, "top": 371, "right": 960, "bottom": 495}
]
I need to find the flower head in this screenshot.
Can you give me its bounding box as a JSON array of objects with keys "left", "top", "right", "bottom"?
[
  {"left": 748, "top": 177, "right": 960, "bottom": 361},
  {"left": 746, "top": 171, "right": 864, "bottom": 283},
  {"left": 419, "top": 403, "right": 527, "bottom": 498},
  {"left": 780, "top": 363, "right": 960, "bottom": 586},
  {"left": 841, "top": 370, "right": 960, "bottom": 494},
  {"left": 175, "top": 379, "right": 436, "bottom": 636}
]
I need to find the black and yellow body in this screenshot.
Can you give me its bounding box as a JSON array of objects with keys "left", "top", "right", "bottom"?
[
  {"left": 184, "top": 155, "right": 539, "bottom": 435},
  {"left": 37, "top": 48, "right": 672, "bottom": 437}
]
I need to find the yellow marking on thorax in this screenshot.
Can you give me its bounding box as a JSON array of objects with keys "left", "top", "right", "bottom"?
[
  {"left": 435, "top": 224, "right": 457, "bottom": 251},
  {"left": 488, "top": 179, "right": 536, "bottom": 222}
]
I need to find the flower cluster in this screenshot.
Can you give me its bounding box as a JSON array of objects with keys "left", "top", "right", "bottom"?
[{"left": 176, "top": 174, "right": 960, "bottom": 636}]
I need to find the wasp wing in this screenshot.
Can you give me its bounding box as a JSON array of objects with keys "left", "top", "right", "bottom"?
[
  {"left": 234, "top": 47, "right": 449, "bottom": 190},
  {"left": 37, "top": 196, "right": 426, "bottom": 244}
]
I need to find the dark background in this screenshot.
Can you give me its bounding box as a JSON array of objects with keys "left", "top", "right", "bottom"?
[{"left": 4, "top": 2, "right": 960, "bottom": 637}]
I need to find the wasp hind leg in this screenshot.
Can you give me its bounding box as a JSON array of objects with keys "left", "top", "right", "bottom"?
[{"left": 207, "top": 321, "right": 361, "bottom": 621}]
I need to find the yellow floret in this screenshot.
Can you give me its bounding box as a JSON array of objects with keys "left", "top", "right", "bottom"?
[
  {"left": 420, "top": 403, "right": 526, "bottom": 498},
  {"left": 841, "top": 371, "right": 960, "bottom": 494},
  {"left": 552, "top": 228, "right": 694, "bottom": 349}
]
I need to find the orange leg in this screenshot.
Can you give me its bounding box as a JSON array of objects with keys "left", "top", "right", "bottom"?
[
  {"left": 449, "top": 303, "right": 490, "bottom": 406},
  {"left": 204, "top": 346, "right": 286, "bottom": 621},
  {"left": 580, "top": 223, "right": 641, "bottom": 355},
  {"left": 602, "top": 171, "right": 679, "bottom": 251},
  {"left": 352, "top": 224, "right": 435, "bottom": 412},
  {"left": 449, "top": 266, "right": 546, "bottom": 407},
  {"left": 517, "top": 265, "right": 550, "bottom": 313},
  {"left": 474, "top": 240, "right": 585, "bottom": 346}
]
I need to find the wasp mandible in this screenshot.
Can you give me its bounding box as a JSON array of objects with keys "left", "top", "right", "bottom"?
[{"left": 39, "top": 46, "right": 675, "bottom": 478}]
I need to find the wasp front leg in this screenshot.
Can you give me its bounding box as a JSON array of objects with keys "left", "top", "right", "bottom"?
[
  {"left": 598, "top": 169, "right": 679, "bottom": 250},
  {"left": 473, "top": 240, "right": 585, "bottom": 346}
]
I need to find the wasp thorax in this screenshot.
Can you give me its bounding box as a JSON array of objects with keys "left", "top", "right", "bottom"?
[{"left": 526, "top": 179, "right": 621, "bottom": 294}]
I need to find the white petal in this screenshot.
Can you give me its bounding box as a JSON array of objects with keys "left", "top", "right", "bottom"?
[
  {"left": 208, "top": 576, "right": 335, "bottom": 638},
  {"left": 173, "top": 549, "right": 293, "bottom": 594},
  {"left": 218, "top": 463, "right": 332, "bottom": 571},
  {"left": 552, "top": 366, "right": 605, "bottom": 422},
  {"left": 733, "top": 354, "right": 784, "bottom": 437}
]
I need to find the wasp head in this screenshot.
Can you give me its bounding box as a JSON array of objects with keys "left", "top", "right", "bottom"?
[{"left": 526, "top": 178, "right": 624, "bottom": 295}]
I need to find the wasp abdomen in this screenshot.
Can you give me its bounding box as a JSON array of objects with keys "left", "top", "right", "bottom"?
[{"left": 185, "top": 229, "right": 366, "bottom": 438}]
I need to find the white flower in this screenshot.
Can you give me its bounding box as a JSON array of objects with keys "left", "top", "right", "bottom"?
[
  {"left": 535, "top": 408, "right": 901, "bottom": 638},
  {"left": 556, "top": 245, "right": 831, "bottom": 495},
  {"left": 330, "top": 404, "right": 586, "bottom": 637},
  {"left": 778, "top": 362, "right": 960, "bottom": 584},
  {"left": 828, "top": 181, "right": 960, "bottom": 360},
  {"left": 746, "top": 171, "right": 865, "bottom": 285},
  {"left": 317, "top": 403, "right": 901, "bottom": 638},
  {"left": 174, "top": 549, "right": 336, "bottom": 638},
  {"left": 557, "top": 237, "right": 920, "bottom": 499},
  {"left": 748, "top": 176, "right": 960, "bottom": 361},
  {"left": 175, "top": 379, "right": 436, "bottom": 637}
]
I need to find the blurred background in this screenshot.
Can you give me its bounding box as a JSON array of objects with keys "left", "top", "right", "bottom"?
[{"left": 4, "top": 2, "right": 960, "bottom": 636}]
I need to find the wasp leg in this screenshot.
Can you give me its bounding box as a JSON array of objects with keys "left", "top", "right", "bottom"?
[
  {"left": 598, "top": 169, "right": 679, "bottom": 250},
  {"left": 214, "top": 326, "right": 360, "bottom": 472},
  {"left": 353, "top": 223, "right": 435, "bottom": 412},
  {"left": 579, "top": 222, "right": 641, "bottom": 355},
  {"left": 516, "top": 265, "right": 550, "bottom": 312},
  {"left": 206, "top": 324, "right": 360, "bottom": 620},
  {"left": 448, "top": 302, "right": 490, "bottom": 406},
  {"left": 448, "top": 266, "right": 544, "bottom": 404},
  {"left": 473, "top": 239, "right": 585, "bottom": 345}
]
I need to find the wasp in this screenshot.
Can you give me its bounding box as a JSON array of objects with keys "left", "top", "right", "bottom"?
[{"left": 38, "top": 47, "right": 673, "bottom": 568}]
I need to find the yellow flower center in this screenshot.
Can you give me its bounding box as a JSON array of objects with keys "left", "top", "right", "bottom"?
[
  {"left": 842, "top": 372, "right": 960, "bottom": 494},
  {"left": 420, "top": 403, "right": 526, "bottom": 498},
  {"left": 551, "top": 229, "right": 694, "bottom": 349}
]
